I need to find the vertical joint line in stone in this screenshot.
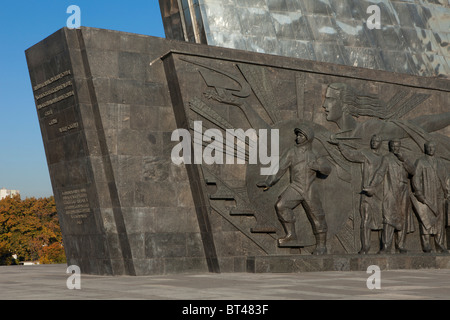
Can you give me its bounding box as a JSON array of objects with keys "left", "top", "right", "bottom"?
[
  {"left": 177, "top": 0, "right": 190, "bottom": 42},
  {"left": 296, "top": 73, "right": 306, "bottom": 119},
  {"left": 162, "top": 53, "right": 221, "bottom": 273},
  {"left": 74, "top": 28, "right": 136, "bottom": 276},
  {"left": 187, "top": 0, "right": 201, "bottom": 44}
]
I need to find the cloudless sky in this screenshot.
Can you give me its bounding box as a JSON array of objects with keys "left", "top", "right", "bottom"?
[{"left": 0, "top": 1, "right": 165, "bottom": 198}]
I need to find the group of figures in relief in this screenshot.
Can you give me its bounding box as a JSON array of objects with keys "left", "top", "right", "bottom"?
[{"left": 256, "top": 83, "right": 450, "bottom": 255}]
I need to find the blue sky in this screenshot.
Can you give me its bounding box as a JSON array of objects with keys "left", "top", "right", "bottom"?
[{"left": 0, "top": 1, "right": 165, "bottom": 198}]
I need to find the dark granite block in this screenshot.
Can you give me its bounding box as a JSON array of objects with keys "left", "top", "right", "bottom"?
[
  {"left": 333, "top": 257, "right": 351, "bottom": 271},
  {"left": 437, "top": 255, "right": 450, "bottom": 269},
  {"left": 86, "top": 50, "right": 119, "bottom": 78},
  {"left": 408, "top": 255, "right": 437, "bottom": 269},
  {"left": 164, "top": 257, "right": 209, "bottom": 274},
  {"left": 144, "top": 82, "right": 170, "bottom": 107},
  {"left": 186, "top": 233, "right": 206, "bottom": 257},
  {"left": 127, "top": 232, "right": 145, "bottom": 258},
  {"left": 124, "top": 207, "right": 155, "bottom": 234},
  {"left": 150, "top": 233, "right": 187, "bottom": 258},
  {"left": 247, "top": 254, "right": 450, "bottom": 273},
  {"left": 135, "top": 180, "right": 177, "bottom": 208},
  {"left": 110, "top": 258, "right": 126, "bottom": 276},
  {"left": 130, "top": 105, "right": 160, "bottom": 130},
  {"left": 81, "top": 28, "right": 121, "bottom": 51},
  {"left": 293, "top": 256, "right": 324, "bottom": 272},
  {"left": 154, "top": 207, "right": 187, "bottom": 233},
  {"left": 117, "top": 129, "right": 161, "bottom": 156},
  {"left": 91, "top": 78, "right": 112, "bottom": 103},
  {"left": 118, "top": 51, "right": 146, "bottom": 81},
  {"left": 119, "top": 33, "right": 149, "bottom": 53},
  {"left": 133, "top": 258, "right": 164, "bottom": 275}
]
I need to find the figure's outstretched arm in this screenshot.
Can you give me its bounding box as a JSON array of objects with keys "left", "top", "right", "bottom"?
[
  {"left": 375, "top": 112, "right": 450, "bottom": 140},
  {"left": 410, "top": 112, "right": 450, "bottom": 133},
  {"left": 338, "top": 144, "right": 365, "bottom": 163}
]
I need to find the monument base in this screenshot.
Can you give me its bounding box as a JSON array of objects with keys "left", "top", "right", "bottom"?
[{"left": 247, "top": 254, "right": 450, "bottom": 273}]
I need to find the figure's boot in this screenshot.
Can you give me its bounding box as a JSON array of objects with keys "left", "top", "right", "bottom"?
[
  {"left": 358, "top": 228, "right": 371, "bottom": 254},
  {"left": 378, "top": 243, "right": 390, "bottom": 254},
  {"left": 421, "top": 234, "right": 432, "bottom": 253},
  {"left": 378, "top": 225, "right": 393, "bottom": 254},
  {"left": 277, "top": 222, "right": 297, "bottom": 246},
  {"left": 435, "top": 234, "right": 448, "bottom": 254},
  {"left": 312, "top": 232, "right": 327, "bottom": 255},
  {"left": 358, "top": 247, "right": 370, "bottom": 255},
  {"left": 396, "top": 229, "right": 408, "bottom": 254},
  {"left": 435, "top": 243, "right": 448, "bottom": 254}
]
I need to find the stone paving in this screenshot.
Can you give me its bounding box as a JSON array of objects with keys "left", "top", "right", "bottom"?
[{"left": 1, "top": 264, "right": 450, "bottom": 300}]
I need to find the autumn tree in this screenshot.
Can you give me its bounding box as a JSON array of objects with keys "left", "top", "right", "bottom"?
[
  {"left": 0, "top": 195, "right": 66, "bottom": 265},
  {"left": 0, "top": 241, "right": 15, "bottom": 265}
]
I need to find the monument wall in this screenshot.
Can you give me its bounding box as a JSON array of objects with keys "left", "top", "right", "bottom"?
[
  {"left": 26, "top": 28, "right": 215, "bottom": 275},
  {"left": 26, "top": 27, "right": 449, "bottom": 275}
]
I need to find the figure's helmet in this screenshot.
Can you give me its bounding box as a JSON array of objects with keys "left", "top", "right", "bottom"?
[{"left": 294, "top": 126, "right": 315, "bottom": 142}]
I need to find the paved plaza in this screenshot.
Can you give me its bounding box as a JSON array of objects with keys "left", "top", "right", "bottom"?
[{"left": 1, "top": 264, "right": 449, "bottom": 300}]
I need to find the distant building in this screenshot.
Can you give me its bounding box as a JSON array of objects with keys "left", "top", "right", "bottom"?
[
  {"left": 19, "top": 261, "right": 40, "bottom": 266},
  {"left": 0, "top": 188, "right": 20, "bottom": 200}
]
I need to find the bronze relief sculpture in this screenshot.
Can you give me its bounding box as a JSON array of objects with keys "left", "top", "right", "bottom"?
[
  {"left": 363, "top": 140, "right": 416, "bottom": 254},
  {"left": 412, "top": 141, "right": 449, "bottom": 253},
  {"left": 257, "top": 126, "right": 331, "bottom": 254},
  {"left": 328, "top": 134, "right": 383, "bottom": 254},
  {"left": 179, "top": 58, "right": 450, "bottom": 256}
]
